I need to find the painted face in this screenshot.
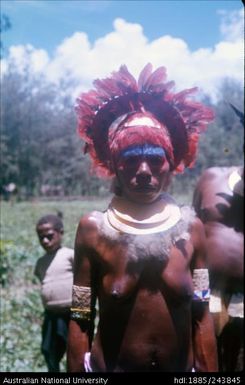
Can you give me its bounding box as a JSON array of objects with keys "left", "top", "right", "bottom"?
[
  {"left": 36, "top": 223, "right": 63, "bottom": 253},
  {"left": 116, "top": 144, "right": 172, "bottom": 203}
]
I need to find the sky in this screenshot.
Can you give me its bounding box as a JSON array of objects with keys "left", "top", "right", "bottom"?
[{"left": 1, "top": 0, "right": 244, "bottom": 101}]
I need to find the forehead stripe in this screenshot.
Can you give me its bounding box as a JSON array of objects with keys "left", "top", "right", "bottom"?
[{"left": 120, "top": 145, "right": 166, "bottom": 159}]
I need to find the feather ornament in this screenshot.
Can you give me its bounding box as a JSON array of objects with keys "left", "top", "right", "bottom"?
[{"left": 75, "top": 63, "right": 214, "bottom": 178}]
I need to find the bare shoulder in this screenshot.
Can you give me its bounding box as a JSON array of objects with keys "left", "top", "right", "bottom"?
[
  {"left": 193, "top": 168, "right": 221, "bottom": 204},
  {"left": 76, "top": 210, "right": 104, "bottom": 247},
  {"left": 194, "top": 167, "right": 232, "bottom": 209},
  {"left": 197, "top": 167, "right": 228, "bottom": 183},
  {"left": 197, "top": 166, "right": 240, "bottom": 185},
  {"left": 78, "top": 210, "right": 104, "bottom": 229},
  {"left": 189, "top": 215, "right": 205, "bottom": 235},
  {"left": 189, "top": 215, "right": 206, "bottom": 247}
]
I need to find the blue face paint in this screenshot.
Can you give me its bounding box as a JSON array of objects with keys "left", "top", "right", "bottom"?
[{"left": 120, "top": 144, "right": 166, "bottom": 159}]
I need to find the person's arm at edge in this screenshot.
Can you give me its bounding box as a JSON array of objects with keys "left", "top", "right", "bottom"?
[
  {"left": 67, "top": 214, "right": 97, "bottom": 372},
  {"left": 191, "top": 217, "right": 218, "bottom": 372}
]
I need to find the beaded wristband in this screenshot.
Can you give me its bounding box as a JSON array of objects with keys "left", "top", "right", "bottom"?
[{"left": 192, "top": 268, "right": 210, "bottom": 302}]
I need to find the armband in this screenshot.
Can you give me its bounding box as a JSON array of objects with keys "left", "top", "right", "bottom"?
[
  {"left": 192, "top": 268, "right": 210, "bottom": 302},
  {"left": 70, "top": 285, "right": 91, "bottom": 321}
]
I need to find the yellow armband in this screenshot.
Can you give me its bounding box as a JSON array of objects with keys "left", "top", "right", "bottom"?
[{"left": 70, "top": 285, "right": 91, "bottom": 321}]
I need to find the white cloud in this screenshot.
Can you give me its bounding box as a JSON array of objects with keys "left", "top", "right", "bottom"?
[
  {"left": 3, "top": 44, "right": 49, "bottom": 76},
  {"left": 219, "top": 8, "right": 244, "bottom": 42},
  {"left": 1, "top": 10, "right": 244, "bottom": 102}
]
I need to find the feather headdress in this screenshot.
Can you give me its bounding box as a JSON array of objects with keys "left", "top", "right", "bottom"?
[{"left": 76, "top": 63, "right": 214, "bottom": 178}]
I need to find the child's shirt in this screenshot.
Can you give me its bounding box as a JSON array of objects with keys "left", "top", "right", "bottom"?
[{"left": 34, "top": 246, "right": 74, "bottom": 311}]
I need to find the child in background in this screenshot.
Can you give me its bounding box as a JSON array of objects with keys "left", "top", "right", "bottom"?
[{"left": 34, "top": 213, "right": 74, "bottom": 372}]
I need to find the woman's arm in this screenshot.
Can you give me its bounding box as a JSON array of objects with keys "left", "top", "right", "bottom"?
[
  {"left": 191, "top": 217, "right": 218, "bottom": 372},
  {"left": 67, "top": 214, "right": 98, "bottom": 372}
]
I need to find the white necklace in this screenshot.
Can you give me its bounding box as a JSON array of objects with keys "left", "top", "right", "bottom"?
[{"left": 105, "top": 193, "right": 182, "bottom": 235}]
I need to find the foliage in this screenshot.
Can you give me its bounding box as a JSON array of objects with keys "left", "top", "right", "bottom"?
[
  {"left": 0, "top": 14, "right": 11, "bottom": 33},
  {"left": 170, "top": 79, "right": 244, "bottom": 195},
  {"left": 1, "top": 63, "right": 244, "bottom": 200},
  {"left": 0, "top": 61, "right": 110, "bottom": 199},
  {"left": 0, "top": 199, "right": 109, "bottom": 372},
  {"left": 0, "top": 13, "right": 11, "bottom": 58},
  {"left": 1, "top": 290, "right": 45, "bottom": 372}
]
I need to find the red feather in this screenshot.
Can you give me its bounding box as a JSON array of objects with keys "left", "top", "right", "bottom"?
[
  {"left": 143, "top": 66, "right": 167, "bottom": 91},
  {"left": 75, "top": 63, "right": 214, "bottom": 178},
  {"left": 138, "top": 63, "right": 153, "bottom": 91}
]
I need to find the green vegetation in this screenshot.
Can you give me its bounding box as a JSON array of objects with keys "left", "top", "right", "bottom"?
[
  {"left": 1, "top": 63, "right": 244, "bottom": 200},
  {"left": 0, "top": 199, "right": 109, "bottom": 372}
]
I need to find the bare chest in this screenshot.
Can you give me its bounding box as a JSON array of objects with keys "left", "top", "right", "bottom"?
[{"left": 95, "top": 233, "right": 194, "bottom": 303}]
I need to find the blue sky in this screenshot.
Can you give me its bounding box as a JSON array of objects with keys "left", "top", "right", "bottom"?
[
  {"left": 1, "top": 0, "right": 244, "bottom": 101},
  {"left": 2, "top": 0, "right": 243, "bottom": 53}
]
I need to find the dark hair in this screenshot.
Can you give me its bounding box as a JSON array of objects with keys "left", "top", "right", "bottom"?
[{"left": 36, "top": 213, "right": 64, "bottom": 232}]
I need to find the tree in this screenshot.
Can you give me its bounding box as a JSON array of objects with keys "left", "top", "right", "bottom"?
[
  {"left": 1, "top": 62, "right": 243, "bottom": 199},
  {"left": 171, "top": 78, "right": 244, "bottom": 198},
  {"left": 0, "top": 14, "right": 11, "bottom": 58},
  {"left": 1, "top": 60, "right": 109, "bottom": 198}
]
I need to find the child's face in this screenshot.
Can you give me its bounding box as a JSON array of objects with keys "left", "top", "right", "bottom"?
[{"left": 36, "top": 223, "right": 63, "bottom": 253}]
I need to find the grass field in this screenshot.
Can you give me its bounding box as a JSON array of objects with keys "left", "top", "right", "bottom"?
[
  {"left": 0, "top": 193, "right": 191, "bottom": 372},
  {"left": 0, "top": 198, "right": 110, "bottom": 372}
]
